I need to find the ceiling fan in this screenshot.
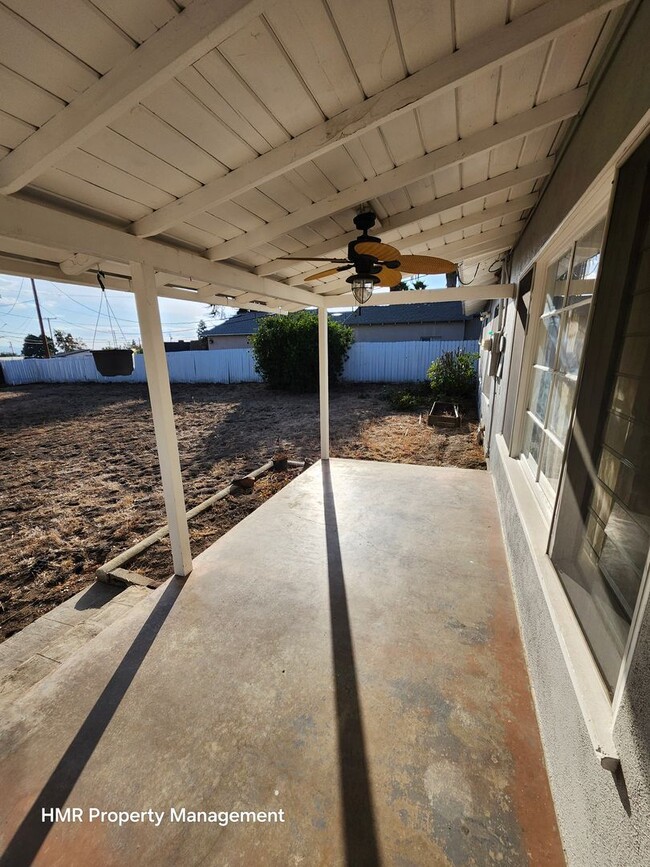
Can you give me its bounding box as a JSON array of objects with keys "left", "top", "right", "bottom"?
[{"left": 275, "top": 211, "right": 457, "bottom": 304}]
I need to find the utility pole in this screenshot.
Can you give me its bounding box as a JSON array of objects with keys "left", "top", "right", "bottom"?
[
  {"left": 30, "top": 278, "right": 51, "bottom": 358},
  {"left": 44, "top": 316, "right": 57, "bottom": 343}
]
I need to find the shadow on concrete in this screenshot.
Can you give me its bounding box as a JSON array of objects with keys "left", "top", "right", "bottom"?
[
  {"left": 0, "top": 578, "right": 184, "bottom": 867},
  {"left": 321, "top": 461, "right": 380, "bottom": 866},
  {"left": 72, "top": 581, "right": 124, "bottom": 611}
]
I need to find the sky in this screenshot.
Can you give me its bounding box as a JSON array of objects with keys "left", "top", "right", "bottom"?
[
  {"left": 0, "top": 271, "right": 448, "bottom": 355},
  {"left": 0, "top": 273, "right": 223, "bottom": 354}
]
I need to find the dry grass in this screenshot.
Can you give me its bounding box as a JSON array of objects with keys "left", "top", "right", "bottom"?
[{"left": 0, "top": 382, "right": 485, "bottom": 639}]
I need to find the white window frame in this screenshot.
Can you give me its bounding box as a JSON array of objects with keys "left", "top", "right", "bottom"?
[
  {"left": 511, "top": 180, "right": 612, "bottom": 520},
  {"left": 501, "top": 115, "right": 650, "bottom": 765}
]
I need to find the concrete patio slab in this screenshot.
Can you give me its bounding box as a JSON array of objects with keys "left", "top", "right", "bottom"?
[{"left": 0, "top": 459, "right": 564, "bottom": 866}]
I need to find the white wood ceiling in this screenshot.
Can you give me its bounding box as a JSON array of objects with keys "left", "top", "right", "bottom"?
[{"left": 0, "top": 0, "right": 628, "bottom": 308}]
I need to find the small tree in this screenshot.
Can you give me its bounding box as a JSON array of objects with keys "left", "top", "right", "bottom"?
[
  {"left": 22, "top": 333, "right": 55, "bottom": 358},
  {"left": 427, "top": 350, "right": 479, "bottom": 401},
  {"left": 391, "top": 278, "right": 427, "bottom": 292},
  {"left": 53, "top": 329, "right": 86, "bottom": 352},
  {"left": 250, "top": 311, "right": 354, "bottom": 392},
  {"left": 197, "top": 319, "right": 207, "bottom": 339}
]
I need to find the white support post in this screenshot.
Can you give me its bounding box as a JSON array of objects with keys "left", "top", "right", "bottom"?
[
  {"left": 131, "top": 261, "right": 193, "bottom": 577},
  {"left": 318, "top": 306, "right": 330, "bottom": 461}
]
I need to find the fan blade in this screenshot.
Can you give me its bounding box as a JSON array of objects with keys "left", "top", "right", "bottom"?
[
  {"left": 354, "top": 241, "right": 401, "bottom": 261},
  {"left": 398, "top": 254, "right": 457, "bottom": 274},
  {"left": 276, "top": 256, "right": 350, "bottom": 263},
  {"left": 376, "top": 267, "right": 403, "bottom": 288},
  {"left": 305, "top": 267, "right": 343, "bottom": 281}
]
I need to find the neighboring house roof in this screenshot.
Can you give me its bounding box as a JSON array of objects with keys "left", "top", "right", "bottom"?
[
  {"left": 340, "top": 302, "right": 475, "bottom": 326},
  {"left": 205, "top": 311, "right": 269, "bottom": 337},
  {"left": 205, "top": 302, "right": 476, "bottom": 338}
]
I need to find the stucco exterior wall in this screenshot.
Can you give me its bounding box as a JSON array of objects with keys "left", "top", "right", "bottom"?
[
  {"left": 482, "top": 5, "right": 650, "bottom": 863},
  {"left": 351, "top": 321, "right": 464, "bottom": 342},
  {"left": 491, "top": 446, "right": 650, "bottom": 867},
  {"left": 207, "top": 335, "right": 251, "bottom": 350}
]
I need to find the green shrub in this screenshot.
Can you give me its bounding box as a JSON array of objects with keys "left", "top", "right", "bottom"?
[
  {"left": 250, "top": 311, "right": 354, "bottom": 392},
  {"left": 383, "top": 384, "right": 427, "bottom": 411},
  {"left": 427, "top": 350, "right": 479, "bottom": 400}
]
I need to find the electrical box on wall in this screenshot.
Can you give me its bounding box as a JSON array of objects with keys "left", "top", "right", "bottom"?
[{"left": 489, "top": 330, "right": 506, "bottom": 378}]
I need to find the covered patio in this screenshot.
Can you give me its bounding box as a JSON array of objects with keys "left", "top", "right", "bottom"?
[
  {"left": 0, "top": 459, "right": 563, "bottom": 865},
  {"left": 0, "top": 0, "right": 634, "bottom": 862}
]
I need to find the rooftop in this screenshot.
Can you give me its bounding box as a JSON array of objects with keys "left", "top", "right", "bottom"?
[
  {"left": 206, "top": 302, "right": 477, "bottom": 336},
  {"left": 340, "top": 301, "right": 477, "bottom": 326}
]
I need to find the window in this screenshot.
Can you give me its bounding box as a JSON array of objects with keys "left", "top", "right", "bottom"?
[
  {"left": 520, "top": 220, "right": 605, "bottom": 504},
  {"left": 550, "top": 136, "right": 650, "bottom": 695}
]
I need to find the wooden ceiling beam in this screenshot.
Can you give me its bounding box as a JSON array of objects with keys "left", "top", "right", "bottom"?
[
  {"left": 0, "top": 194, "right": 323, "bottom": 309},
  {"left": 131, "top": 0, "right": 624, "bottom": 239},
  {"left": 255, "top": 159, "right": 552, "bottom": 277},
  {"left": 0, "top": 0, "right": 267, "bottom": 194},
  {"left": 206, "top": 90, "right": 584, "bottom": 261},
  {"left": 326, "top": 285, "right": 517, "bottom": 309}
]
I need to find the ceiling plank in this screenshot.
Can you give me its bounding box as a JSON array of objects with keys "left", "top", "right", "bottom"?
[
  {"left": 0, "top": 194, "right": 323, "bottom": 309},
  {"left": 0, "top": 0, "right": 268, "bottom": 194},
  {"left": 384, "top": 193, "right": 538, "bottom": 249},
  {"left": 206, "top": 89, "right": 583, "bottom": 261},
  {"left": 254, "top": 158, "right": 553, "bottom": 275},
  {"left": 131, "top": 0, "right": 624, "bottom": 238}
]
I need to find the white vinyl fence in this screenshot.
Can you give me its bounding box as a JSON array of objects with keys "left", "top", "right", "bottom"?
[
  {"left": 341, "top": 340, "right": 476, "bottom": 382},
  {"left": 0, "top": 340, "right": 477, "bottom": 386}
]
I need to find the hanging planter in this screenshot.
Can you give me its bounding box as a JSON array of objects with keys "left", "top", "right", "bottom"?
[
  {"left": 91, "top": 349, "right": 134, "bottom": 377},
  {"left": 88, "top": 271, "right": 134, "bottom": 376}
]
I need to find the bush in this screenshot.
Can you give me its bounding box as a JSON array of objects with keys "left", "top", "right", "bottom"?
[
  {"left": 386, "top": 390, "right": 419, "bottom": 411},
  {"left": 383, "top": 383, "right": 429, "bottom": 411},
  {"left": 427, "top": 350, "right": 479, "bottom": 401},
  {"left": 250, "top": 311, "right": 354, "bottom": 392}
]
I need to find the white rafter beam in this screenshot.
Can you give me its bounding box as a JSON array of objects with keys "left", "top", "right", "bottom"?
[
  {"left": 0, "top": 253, "right": 205, "bottom": 303},
  {"left": 255, "top": 158, "right": 553, "bottom": 277},
  {"left": 131, "top": 0, "right": 625, "bottom": 239},
  {"left": 326, "top": 285, "right": 517, "bottom": 309},
  {"left": 205, "top": 290, "right": 302, "bottom": 311},
  {"left": 0, "top": 0, "right": 266, "bottom": 194},
  {"left": 394, "top": 194, "right": 538, "bottom": 248},
  {"left": 207, "top": 89, "right": 584, "bottom": 261},
  {"left": 59, "top": 253, "right": 101, "bottom": 276},
  {"left": 198, "top": 291, "right": 290, "bottom": 314},
  {"left": 0, "top": 195, "right": 324, "bottom": 309}
]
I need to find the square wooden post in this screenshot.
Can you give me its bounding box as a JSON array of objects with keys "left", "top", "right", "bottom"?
[
  {"left": 131, "top": 261, "right": 192, "bottom": 577},
  {"left": 318, "top": 306, "right": 330, "bottom": 460}
]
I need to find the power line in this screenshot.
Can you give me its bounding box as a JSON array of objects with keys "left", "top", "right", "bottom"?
[
  {"left": 44, "top": 281, "right": 209, "bottom": 327},
  {"left": 0, "top": 278, "right": 25, "bottom": 314}
]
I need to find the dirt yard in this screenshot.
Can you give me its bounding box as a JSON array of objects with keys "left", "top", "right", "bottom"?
[{"left": 0, "top": 382, "right": 485, "bottom": 640}]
